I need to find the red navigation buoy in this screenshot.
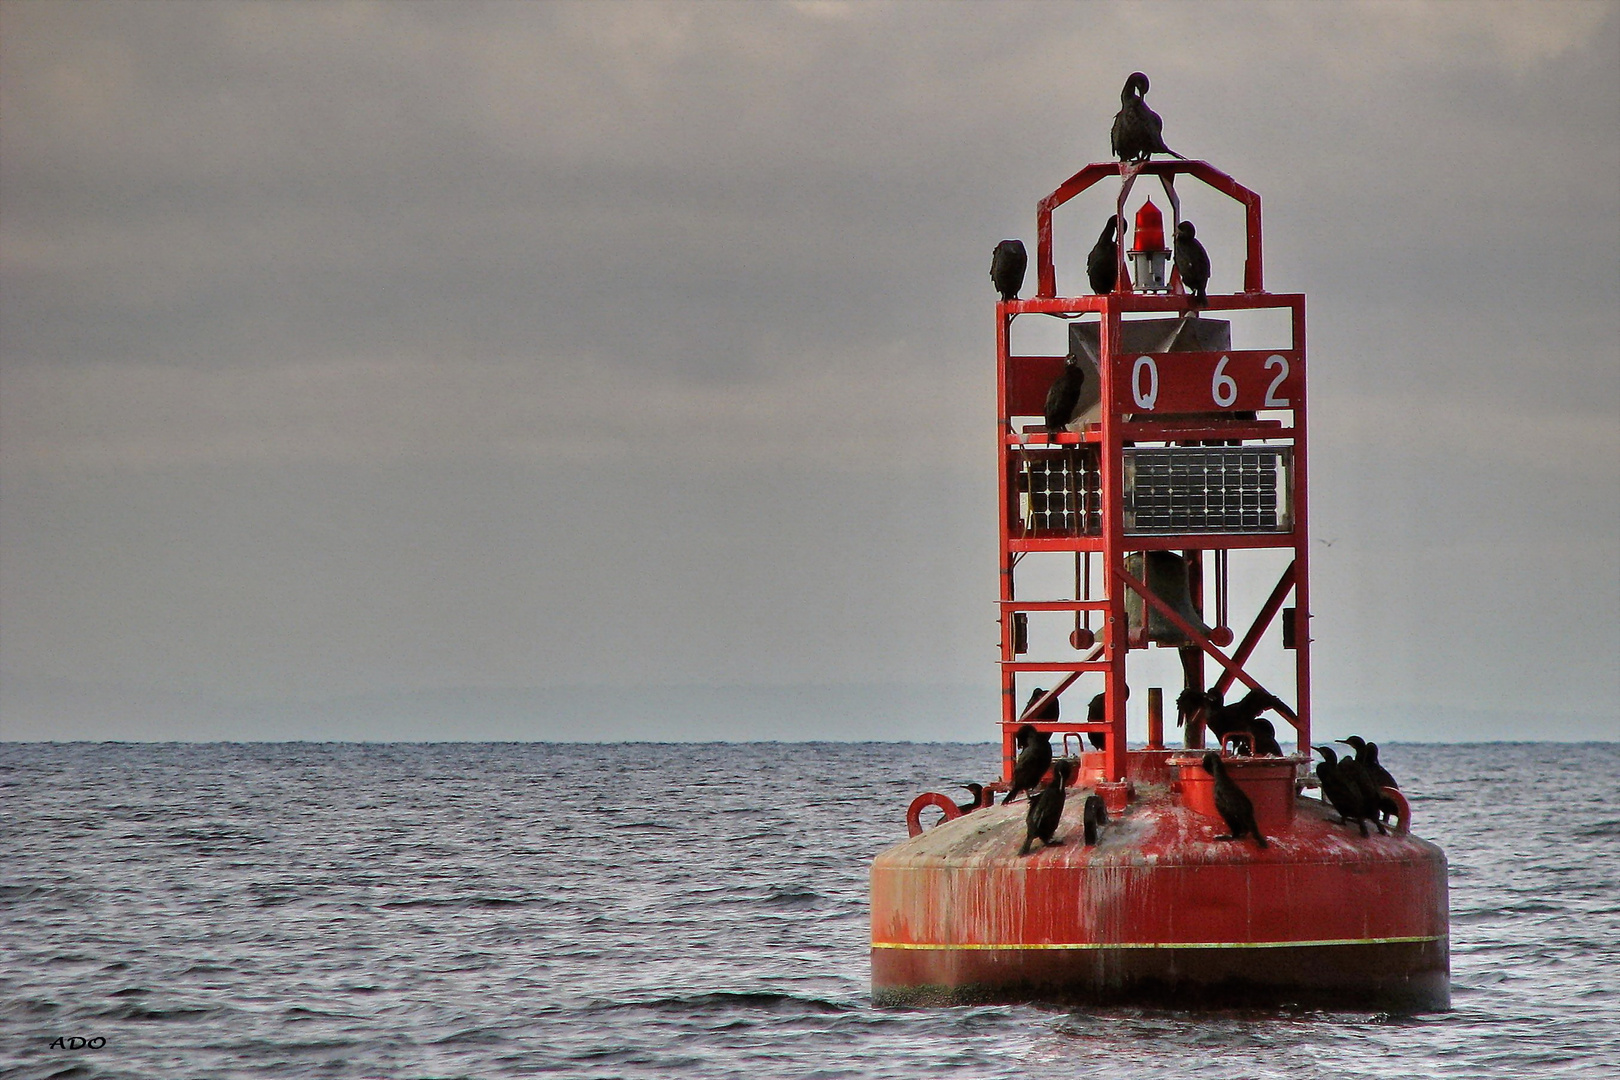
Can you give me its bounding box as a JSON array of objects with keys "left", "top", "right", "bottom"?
[{"left": 871, "top": 158, "right": 1449, "bottom": 1010}]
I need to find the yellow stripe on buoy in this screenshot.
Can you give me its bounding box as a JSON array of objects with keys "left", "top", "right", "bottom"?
[{"left": 871, "top": 935, "right": 1445, "bottom": 950}]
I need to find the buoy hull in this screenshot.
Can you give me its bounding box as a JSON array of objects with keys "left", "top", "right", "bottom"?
[{"left": 871, "top": 785, "right": 1449, "bottom": 1010}]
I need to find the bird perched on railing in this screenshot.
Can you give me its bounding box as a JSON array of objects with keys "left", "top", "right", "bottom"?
[
  {"left": 1044, "top": 360, "right": 1086, "bottom": 435},
  {"left": 1111, "top": 72, "right": 1185, "bottom": 163},
  {"left": 1201, "top": 752, "right": 1267, "bottom": 848},
  {"left": 1020, "top": 759, "right": 1075, "bottom": 856},
  {"left": 991, "top": 239, "right": 1027, "bottom": 301},
  {"left": 1003, "top": 723, "right": 1054, "bottom": 804},
  {"left": 1023, "top": 687, "right": 1059, "bottom": 722},
  {"left": 1179, "top": 687, "right": 1281, "bottom": 751},
  {"left": 1086, "top": 216, "right": 1119, "bottom": 294},
  {"left": 1249, "top": 718, "right": 1285, "bottom": 757},
  {"left": 1175, "top": 221, "right": 1210, "bottom": 306},
  {"left": 1314, "top": 745, "right": 1376, "bottom": 837},
  {"left": 1085, "top": 685, "right": 1129, "bottom": 751},
  {"left": 1339, "top": 735, "right": 1399, "bottom": 823}
]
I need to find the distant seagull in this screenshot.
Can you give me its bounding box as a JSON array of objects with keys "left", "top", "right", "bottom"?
[
  {"left": 1086, "top": 216, "right": 1119, "bottom": 295},
  {"left": 991, "top": 239, "right": 1027, "bottom": 301},
  {"left": 1318, "top": 538, "right": 1337, "bottom": 547},
  {"left": 1174, "top": 221, "right": 1210, "bottom": 306},
  {"left": 1111, "top": 72, "right": 1185, "bottom": 163}
]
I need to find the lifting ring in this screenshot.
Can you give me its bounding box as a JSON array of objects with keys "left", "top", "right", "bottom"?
[{"left": 906, "top": 792, "right": 963, "bottom": 838}]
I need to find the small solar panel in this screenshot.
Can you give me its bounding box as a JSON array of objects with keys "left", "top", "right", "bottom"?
[
  {"left": 1017, "top": 449, "right": 1101, "bottom": 536},
  {"left": 1124, "top": 447, "right": 1291, "bottom": 534}
]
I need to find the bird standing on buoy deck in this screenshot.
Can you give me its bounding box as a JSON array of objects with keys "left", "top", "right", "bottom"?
[
  {"left": 1082, "top": 793, "right": 1108, "bottom": 846},
  {"left": 1086, "top": 216, "right": 1119, "bottom": 294},
  {"left": 956, "top": 783, "right": 986, "bottom": 814},
  {"left": 1314, "top": 745, "right": 1375, "bottom": 837},
  {"left": 1020, "top": 759, "right": 1074, "bottom": 856},
  {"left": 1175, "top": 221, "right": 1210, "bottom": 306},
  {"left": 990, "top": 239, "right": 1027, "bottom": 301},
  {"left": 1201, "top": 752, "right": 1267, "bottom": 848},
  {"left": 1003, "top": 723, "right": 1054, "bottom": 804},
  {"left": 1340, "top": 735, "right": 1399, "bottom": 823},
  {"left": 1111, "top": 72, "right": 1185, "bottom": 162}
]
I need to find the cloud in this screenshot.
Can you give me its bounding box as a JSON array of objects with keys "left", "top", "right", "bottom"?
[{"left": 0, "top": 1, "right": 1615, "bottom": 738}]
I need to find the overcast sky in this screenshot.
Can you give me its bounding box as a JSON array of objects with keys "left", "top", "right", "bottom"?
[{"left": 2, "top": 0, "right": 1616, "bottom": 742}]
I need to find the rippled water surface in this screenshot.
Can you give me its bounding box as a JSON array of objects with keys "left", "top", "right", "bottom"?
[{"left": 2, "top": 742, "right": 1616, "bottom": 1078}]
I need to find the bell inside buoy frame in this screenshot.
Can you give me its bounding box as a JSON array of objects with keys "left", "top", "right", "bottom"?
[{"left": 1124, "top": 550, "right": 1209, "bottom": 645}]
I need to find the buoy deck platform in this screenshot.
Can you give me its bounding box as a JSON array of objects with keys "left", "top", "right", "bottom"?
[{"left": 871, "top": 751, "right": 1449, "bottom": 1010}]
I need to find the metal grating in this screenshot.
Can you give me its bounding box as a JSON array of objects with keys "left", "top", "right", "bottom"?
[
  {"left": 1018, "top": 449, "right": 1100, "bottom": 536},
  {"left": 1124, "top": 447, "right": 1291, "bottom": 534}
]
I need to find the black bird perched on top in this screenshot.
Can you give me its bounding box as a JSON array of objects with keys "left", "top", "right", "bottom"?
[
  {"left": 1174, "top": 221, "right": 1210, "bottom": 306},
  {"left": 1003, "top": 723, "right": 1054, "bottom": 804},
  {"left": 956, "top": 783, "right": 986, "bottom": 814},
  {"left": 1020, "top": 759, "right": 1074, "bottom": 856},
  {"left": 1084, "top": 685, "right": 1130, "bottom": 751},
  {"left": 1043, "top": 360, "right": 1086, "bottom": 436},
  {"left": 991, "top": 239, "right": 1027, "bottom": 301},
  {"left": 1201, "top": 752, "right": 1267, "bottom": 848},
  {"left": 1111, "top": 72, "right": 1185, "bottom": 163},
  {"left": 1086, "top": 216, "right": 1119, "bottom": 295},
  {"left": 1082, "top": 794, "right": 1108, "bottom": 846},
  {"left": 1249, "top": 718, "right": 1285, "bottom": 757},
  {"left": 1314, "top": 745, "right": 1375, "bottom": 837}
]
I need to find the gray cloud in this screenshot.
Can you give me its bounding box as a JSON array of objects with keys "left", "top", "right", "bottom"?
[{"left": 2, "top": 1, "right": 1616, "bottom": 740}]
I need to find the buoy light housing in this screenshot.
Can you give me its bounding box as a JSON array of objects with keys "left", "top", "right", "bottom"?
[{"left": 1129, "top": 200, "right": 1170, "bottom": 291}]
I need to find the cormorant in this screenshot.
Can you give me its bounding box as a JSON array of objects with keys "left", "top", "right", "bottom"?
[
  {"left": 1174, "top": 221, "right": 1210, "bottom": 306},
  {"left": 1185, "top": 687, "right": 1281, "bottom": 750},
  {"left": 1023, "top": 687, "right": 1060, "bottom": 722},
  {"left": 1019, "top": 759, "right": 1074, "bottom": 856},
  {"left": 1084, "top": 685, "right": 1129, "bottom": 750},
  {"left": 1003, "top": 723, "right": 1054, "bottom": 804},
  {"left": 991, "top": 239, "right": 1027, "bottom": 301},
  {"left": 1082, "top": 793, "right": 1108, "bottom": 846},
  {"left": 1110, "top": 72, "right": 1185, "bottom": 163},
  {"left": 1250, "top": 718, "right": 1284, "bottom": 757},
  {"left": 1337, "top": 750, "right": 1389, "bottom": 835},
  {"left": 1339, "top": 735, "right": 1399, "bottom": 823},
  {"left": 1314, "top": 745, "right": 1374, "bottom": 837},
  {"left": 956, "top": 783, "right": 986, "bottom": 814},
  {"left": 1201, "top": 752, "right": 1267, "bottom": 848},
  {"left": 1044, "top": 360, "right": 1086, "bottom": 435},
  {"left": 1086, "top": 216, "right": 1119, "bottom": 294},
  {"left": 1175, "top": 686, "right": 1205, "bottom": 729}
]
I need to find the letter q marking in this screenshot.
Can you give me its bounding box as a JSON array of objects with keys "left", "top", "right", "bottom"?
[{"left": 1132, "top": 356, "right": 1159, "bottom": 410}]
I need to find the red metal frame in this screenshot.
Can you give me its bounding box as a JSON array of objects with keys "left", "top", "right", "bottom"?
[{"left": 998, "top": 161, "right": 1311, "bottom": 781}]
